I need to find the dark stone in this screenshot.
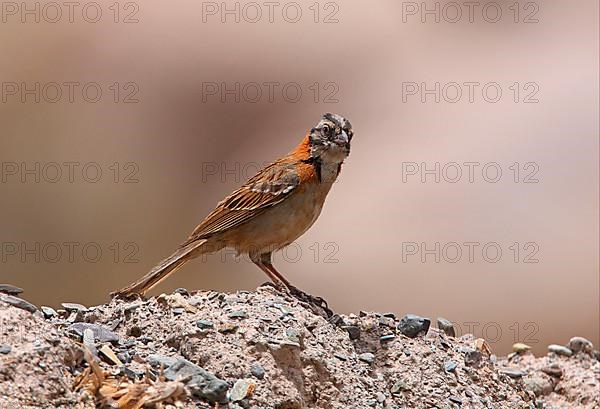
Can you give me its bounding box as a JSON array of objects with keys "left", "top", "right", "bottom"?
[
  {"left": 328, "top": 314, "right": 346, "bottom": 326},
  {"left": 380, "top": 334, "right": 396, "bottom": 342},
  {"left": 250, "top": 363, "right": 265, "bottom": 379},
  {"left": 463, "top": 348, "right": 483, "bottom": 367},
  {"left": 196, "top": 320, "right": 214, "bottom": 329},
  {"left": 164, "top": 359, "right": 229, "bottom": 404},
  {"left": 397, "top": 314, "right": 430, "bottom": 338},
  {"left": 344, "top": 325, "right": 361, "bottom": 340},
  {"left": 437, "top": 317, "right": 456, "bottom": 337},
  {"left": 128, "top": 326, "right": 142, "bottom": 337},
  {"left": 0, "top": 284, "right": 23, "bottom": 295},
  {"left": 0, "top": 294, "right": 37, "bottom": 313},
  {"left": 0, "top": 345, "right": 11, "bottom": 354},
  {"left": 68, "top": 322, "right": 119, "bottom": 343}
]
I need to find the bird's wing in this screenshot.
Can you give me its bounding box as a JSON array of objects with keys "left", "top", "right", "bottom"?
[{"left": 183, "top": 160, "right": 305, "bottom": 242}]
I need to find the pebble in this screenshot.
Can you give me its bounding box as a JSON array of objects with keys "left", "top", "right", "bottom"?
[
  {"left": 164, "top": 358, "right": 229, "bottom": 404},
  {"left": 344, "top": 325, "right": 360, "bottom": 340},
  {"left": 444, "top": 360, "right": 458, "bottom": 372},
  {"left": 41, "top": 306, "right": 57, "bottom": 319},
  {"left": 568, "top": 337, "right": 593, "bottom": 354},
  {"left": 250, "top": 363, "right": 265, "bottom": 379},
  {"left": 196, "top": 320, "right": 214, "bottom": 329},
  {"left": 285, "top": 328, "right": 301, "bottom": 344},
  {"left": 277, "top": 304, "right": 293, "bottom": 316},
  {"left": 99, "top": 344, "right": 123, "bottom": 366},
  {"left": 334, "top": 353, "right": 348, "bottom": 361},
  {"left": 174, "top": 288, "right": 189, "bottom": 296},
  {"left": 328, "top": 314, "right": 346, "bottom": 326},
  {"left": 0, "top": 294, "right": 37, "bottom": 313},
  {"left": 449, "top": 395, "right": 462, "bottom": 405},
  {"left": 379, "top": 334, "right": 396, "bottom": 342},
  {"left": 541, "top": 364, "right": 563, "bottom": 378},
  {"left": 229, "top": 379, "right": 256, "bottom": 402},
  {"left": 228, "top": 310, "right": 249, "bottom": 319},
  {"left": 391, "top": 379, "right": 410, "bottom": 394},
  {"left": 61, "top": 303, "right": 88, "bottom": 312},
  {"left": 462, "top": 348, "right": 483, "bottom": 367},
  {"left": 147, "top": 354, "right": 178, "bottom": 369},
  {"left": 523, "top": 374, "right": 553, "bottom": 397},
  {"left": 219, "top": 323, "right": 239, "bottom": 333},
  {"left": 68, "top": 322, "right": 119, "bottom": 343},
  {"left": 376, "top": 392, "right": 386, "bottom": 403},
  {"left": 82, "top": 328, "right": 97, "bottom": 356},
  {"left": 359, "top": 352, "right": 375, "bottom": 364},
  {"left": 0, "top": 345, "right": 11, "bottom": 354},
  {"left": 500, "top": 368, "right": 527, "bottom": 378},
  {"left": 172, "top": 308, "right": 185, "bottom": 315},
  {"left": 0, "top": 284, "right": 23, "bottom": 295},
  {"left": 437, "top": 317, "right": 456, "bottom": 337},
  {"left": 397, "top": 314, "right": 430, "bottom": 338},
  {"left": 547, "top": 344, "right": 572, "bottom": 357},
  {"left": 513, "top": 343, "right": 532, "bottom": 354}
]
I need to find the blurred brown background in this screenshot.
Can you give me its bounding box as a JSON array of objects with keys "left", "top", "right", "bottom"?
[{"left": 0, "top": 1, "right": 598, "bottom": 355}]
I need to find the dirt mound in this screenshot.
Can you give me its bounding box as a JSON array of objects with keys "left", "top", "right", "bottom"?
[{"left": 0, "top": 286, "right": 598, "bottom": 408}]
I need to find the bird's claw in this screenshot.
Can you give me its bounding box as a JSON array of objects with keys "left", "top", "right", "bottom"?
[{"left": 287, "top": 285, "right": 333, "bottom": 317}]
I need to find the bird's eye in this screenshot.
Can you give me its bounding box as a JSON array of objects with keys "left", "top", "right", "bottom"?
[{"left": 322, "top": 125, "right": 330, "bottom": 134}]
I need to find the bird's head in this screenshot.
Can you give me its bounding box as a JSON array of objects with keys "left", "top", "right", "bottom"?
[{"left": 309, "top": 113, "right": 353, "bottom": 164}]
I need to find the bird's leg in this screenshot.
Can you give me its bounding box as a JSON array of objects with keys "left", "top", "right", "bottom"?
[
  {"left": 257, "top": 253, "right": 332, "bottom": 316},
  {"left": 250, "top": 252, "right": 288, "bottom": 290}
]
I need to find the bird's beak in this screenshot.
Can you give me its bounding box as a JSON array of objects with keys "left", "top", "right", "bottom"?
[{"left": 334, "top": 130, "right": 349, "bottom": 146}]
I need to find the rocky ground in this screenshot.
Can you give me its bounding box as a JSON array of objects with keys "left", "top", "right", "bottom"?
[{"left": 0, "top": 284, "right": 598, "bottom": 409}]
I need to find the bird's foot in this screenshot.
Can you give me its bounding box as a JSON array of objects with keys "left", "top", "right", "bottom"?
[{"left": 287, "top": 285, "right": 333, "bottom": 318}]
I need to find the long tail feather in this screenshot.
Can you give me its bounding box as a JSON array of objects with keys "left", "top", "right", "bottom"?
[{"left": 110, "top": 239, "right": 207, "bottom": 297}]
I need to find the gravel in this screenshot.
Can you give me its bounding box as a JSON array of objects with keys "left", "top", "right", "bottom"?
[{"left": 0, "top": 286, "right": 598, "bottom": 408}]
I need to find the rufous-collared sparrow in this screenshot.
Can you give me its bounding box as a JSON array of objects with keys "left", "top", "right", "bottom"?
[{"left": 111, "top": 113, "right": 353, "bottom": 310}]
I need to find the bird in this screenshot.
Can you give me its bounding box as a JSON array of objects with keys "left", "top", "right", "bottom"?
[{"left": 111, "top": 113, "right": 353, "bottom": 309}]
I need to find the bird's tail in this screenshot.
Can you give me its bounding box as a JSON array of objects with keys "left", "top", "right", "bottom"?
[{"left": 110, "top": 239, "right": 208, "bottom": 298}]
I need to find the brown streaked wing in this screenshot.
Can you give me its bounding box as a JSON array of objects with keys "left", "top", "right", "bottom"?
[{"left": 182, "top": 160, "right": 301, "bottom": 243}]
